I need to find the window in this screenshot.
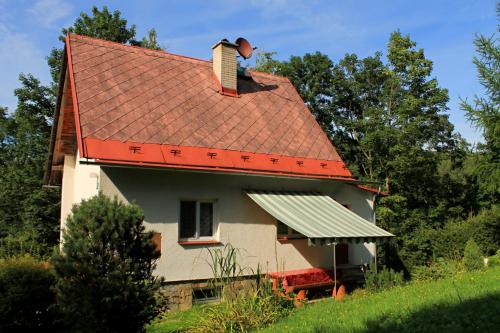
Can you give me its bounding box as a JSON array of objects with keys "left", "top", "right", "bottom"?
[
  {"left": 179, "top": 201, "right": 215, "bottom": 240},
  {"left": 276, "top": 220, "right": 304, "bottom": 239}
]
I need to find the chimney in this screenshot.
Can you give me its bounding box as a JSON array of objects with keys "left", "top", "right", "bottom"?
[{"left": 212, "top": 39, "right": 238, "bottom": 96}]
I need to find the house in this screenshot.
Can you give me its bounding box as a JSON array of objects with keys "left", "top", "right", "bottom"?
[{"left": 44, "top": 34, "right": 393, "bottom": 310}]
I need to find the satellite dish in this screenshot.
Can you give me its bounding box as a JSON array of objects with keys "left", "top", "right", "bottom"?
[{"left": 235, "top": 37, "right": 253, "bottom": 60}]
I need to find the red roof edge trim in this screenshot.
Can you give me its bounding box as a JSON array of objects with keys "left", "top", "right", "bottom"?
[
  {"left": 211, "top": 72, "right": 239, "bottom": 97},
  {"left": 353, "top": 184, "right": 388, "bottom": 196},
  {"left": 66, "top": 34, "right": 84, "bottom": 157},
  {"left": 82, "top": 138, "right": 353, "bottom": 179}
]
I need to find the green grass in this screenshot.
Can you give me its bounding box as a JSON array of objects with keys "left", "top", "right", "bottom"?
[
  {"left": 262, "top": 267, "right": 500, "bottom": 333},
  {"left": 148, "top": 268, "right": 500, "bottom": 333},
  {"left": 147, "top": 305, "right": 206, "bottom": 333}
]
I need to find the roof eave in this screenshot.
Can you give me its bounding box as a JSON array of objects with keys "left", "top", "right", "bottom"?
[{"left": 43, "top": 44, "right": 68, "bottom": 185}]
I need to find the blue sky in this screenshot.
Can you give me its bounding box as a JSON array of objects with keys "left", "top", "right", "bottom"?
[{"left": 0, "top": 0, "right": 497, "bottom": 144}]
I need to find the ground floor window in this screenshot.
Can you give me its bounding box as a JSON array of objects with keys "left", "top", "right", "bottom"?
[
  {"left": 277, "top": 220, "right": 304, "bottom": 239},
  {"left": 179, "top": 200, "right": 215, "bottom": 240}
]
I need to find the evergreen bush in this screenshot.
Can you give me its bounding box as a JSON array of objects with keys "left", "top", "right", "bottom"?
[
  {"left": 52, "top": 194, "right": 162, "bottom": 333},
  {"left": 463, "top": 238, "right": 483, "bottom": 271},
  {"left": 486, "top": 249, "right": 500, "bottom": 268},
  {"left": 364, "top": 263, "right": 404, "bottom": 292},
  {"left": 411, "top": 258, "right": 463, "bottom": 282},
  {"left": 0, "top": 255, "right": 57, "bottom": 331}
]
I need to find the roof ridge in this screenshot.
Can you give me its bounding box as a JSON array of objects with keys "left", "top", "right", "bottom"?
[
  {"left": 69, "top": 33, "right": 211, "bottom": 65},
  {"left": 69, "top": 34, "right": 293, "bottom": 82}
]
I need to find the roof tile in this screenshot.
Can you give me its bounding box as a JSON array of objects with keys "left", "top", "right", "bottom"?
[{"left": 67, "top": 34, "right": 342, "bottom": 162}]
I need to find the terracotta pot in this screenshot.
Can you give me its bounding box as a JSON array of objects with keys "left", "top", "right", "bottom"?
[
  {"left": 332, "top": 284, "right": 346, "bottom": 300},
  {"left": 296, "top": 289, "right": 306, "bottom": 301}
]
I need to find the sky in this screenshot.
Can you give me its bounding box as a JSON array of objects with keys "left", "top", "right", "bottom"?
[{"left": 0, "top": 0, "right": 497, "bottom": 144}]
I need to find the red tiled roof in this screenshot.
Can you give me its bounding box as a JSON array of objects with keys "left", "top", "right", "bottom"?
[{"left": 62, "top": 34, "right": 352, "bottom": 179}]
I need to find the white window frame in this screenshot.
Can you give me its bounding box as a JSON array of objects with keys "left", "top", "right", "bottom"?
[{"left": 179, "top": 200, "right": 218, "bottom": 241}]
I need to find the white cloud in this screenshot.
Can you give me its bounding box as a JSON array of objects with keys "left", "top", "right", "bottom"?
[{"left": 28, "top": 0, "right": 72, "bottom": 27}]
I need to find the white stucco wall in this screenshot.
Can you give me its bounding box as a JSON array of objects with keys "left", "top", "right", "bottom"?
[
  {"left": 96, "top": 166, "right": 377, "bottom": 282},
  {"left": 60, "top": 153, "right": 100, "bottom": 235}
]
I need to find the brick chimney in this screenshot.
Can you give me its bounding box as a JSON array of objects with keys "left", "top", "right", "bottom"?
[{"left": 212, "top": 39, "right": 238, "bottom": 96}]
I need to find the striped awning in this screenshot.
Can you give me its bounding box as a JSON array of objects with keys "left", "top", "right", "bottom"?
[{"left": 246, "top": 190, "right": 394, "bottom": 245}]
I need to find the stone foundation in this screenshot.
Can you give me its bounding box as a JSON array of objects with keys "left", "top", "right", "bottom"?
[{"left": 157, "top": 276, "right": 258, "bottom": 312}]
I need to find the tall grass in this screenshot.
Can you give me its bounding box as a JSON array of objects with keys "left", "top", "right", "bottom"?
[{"left": 189, "top": 243, "right": 294, "bottom": 333}]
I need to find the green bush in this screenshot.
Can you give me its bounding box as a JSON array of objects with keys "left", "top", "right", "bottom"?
[
  {"left": 190, "top": 279, "right": 293, "bottom": 333},
  {"left": 0, "top": 231, "right": 51, "bottom": 259},
  {"left": 0, "top": 255, "right": 57, "bottom": 331},
  {"left": 364, "top": 264, "right": 404, "bottom": 292},
  {"left": 411, "top": 258, "right": 463, "bottom": 282},
  {"left": 463, "top": 238, "right": 484, "bottom": 271},
  {"left": 52, "top": 194, "right": 162, "bottom": 333},
  {"left": 185, "top": 244, "right": 294, "bottom": 332},
  {"left": 487, "top": 249, "right": 500, "bottom": 267},
  {"left": 431, "top": 205, "right": 500, "bottom": 259}
]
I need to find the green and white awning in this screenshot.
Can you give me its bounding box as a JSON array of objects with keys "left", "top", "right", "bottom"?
[{"left": 246, "top": 190, "right": 394, "bottom": 245}]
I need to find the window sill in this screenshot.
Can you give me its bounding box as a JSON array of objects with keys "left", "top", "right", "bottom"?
[{"left": 178, "top": 240, "right": 222, "bottom": 246}]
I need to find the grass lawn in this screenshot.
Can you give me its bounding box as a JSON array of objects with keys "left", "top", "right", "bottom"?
[{"left": 148, "top": 267, "right": 500, "bottom": 333}]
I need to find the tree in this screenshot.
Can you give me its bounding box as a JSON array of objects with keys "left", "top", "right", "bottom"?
[
  {"left": 135, "top": 28, "right": 163, "bottom": 51},
  {"left": 48, "top": 6, "right": 163, "bottom": 86},
  {"left": 61, "top": 6, "right": 136, "bottom": 44},
  {"left": 0, "top": 75, "right": 60, "bottom": 256},
  {"left": 253, "top": 32, "right": 472, "bottom": 270},
  {"left": 460, "top": 4, "right": 499, "bottom": 207},
  {"left": 463, "top": 238, "right": 483, "bottom": 271},
  {"left": 52, "top": 194, "right": 161, "bottom": 333},
  {"left": 0, "top": 6, "right": 165, "bottom": 258}
]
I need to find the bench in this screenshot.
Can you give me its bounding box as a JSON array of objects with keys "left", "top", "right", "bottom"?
[{"left": 268, "top": 267, "right": 339, "bottom": 294}]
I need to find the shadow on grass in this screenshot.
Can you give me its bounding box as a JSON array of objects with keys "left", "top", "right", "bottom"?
[{"left": 312, "top": 293, "right": 500, "bottom": 333}]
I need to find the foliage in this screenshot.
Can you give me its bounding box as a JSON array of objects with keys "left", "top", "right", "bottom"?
[
  {"left": 460, "top": 5, "right": 500, "bottom": 207},
  {"left": 258, "top": 267, "right": 500, "bottom": 333},
  {"left": 0, "top": 255, "right": 58, "bottom": 331},
  {"left": 190, "top": 281, "right": 293, "bottom": 333},
  {"left": 61, "top": 5, "right": 137, "bottom": 43},
  {"left": 463, "top": 238, "right": 484, "bottom": 271},
  {"left": 364, "top": 263, "right": 404, "bottom": 292},
  {"left": 206, "top": 243, "right": 248, "bottom": 301},
  {"left": 52, "top": 194, "right": 162, "bottom": 333},
  {"left": 0, "top": 231, "right": 53, "bottom": 259},
  {"left": 48, "top": 6, "right": 163, "bottom": 85},
  {"left": 487, "top": 249, "right": 500, "bottom": 267},
  {"left": 147, "top": 305, "right": 207, "bottom": 333},
  {"left": 135, "top": 28, "right": 164, "bottom": 50},
  {"left": 253, "top": 28, "right": 496, "bottom": 272},
  {"left": 0, "top": 74, "right": 60, "bottom": 257},
  {"left": 183, "top": 243, "right": 294, "bottom": 332},
  {"left": 411, "top": 258, "right": 463, "bottom": 282},
  {"left": 2, "top": 4, "right": 164, "bottom": 260}
]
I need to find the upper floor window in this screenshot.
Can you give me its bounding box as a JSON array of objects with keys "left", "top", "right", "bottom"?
[{"left": 179, "top": 200, "right": 215, "bottom": 240}]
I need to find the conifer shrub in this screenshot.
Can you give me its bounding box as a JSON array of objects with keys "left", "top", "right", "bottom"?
[
  {"left": 52, "top": 194, "right": 162, "bottom": 333},
  {"left": 487, "top": 250, "right": 500, "bottom": 267},
  {"left": 364, "top": 263, "right": 404, "bottom": 292},
  {"left": 463, "top": 238, "right": 483, "bottom": 271},
  {"left": 0, "top": 255, "right": 57, "bottom": 331}
]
